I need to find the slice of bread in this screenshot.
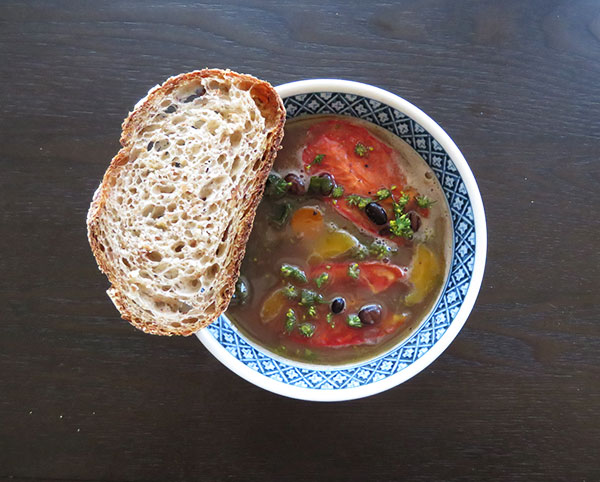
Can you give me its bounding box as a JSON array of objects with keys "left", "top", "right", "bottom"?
[{"left": 87, "top": 69, "right": 285, "bottom": 336}]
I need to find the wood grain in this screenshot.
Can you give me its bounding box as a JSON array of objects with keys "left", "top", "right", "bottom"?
[{"left": 1, "top": 1, "right": 599, "bottom": 481}]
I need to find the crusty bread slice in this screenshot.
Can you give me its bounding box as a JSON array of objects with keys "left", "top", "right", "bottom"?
[{"left": 87, "top": 69, "right": 285, "bottom": 336}]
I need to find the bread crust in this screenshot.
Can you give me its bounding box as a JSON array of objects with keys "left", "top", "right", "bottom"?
[{"left": 87, "top": 69, "right": 285, "bottom": 336}]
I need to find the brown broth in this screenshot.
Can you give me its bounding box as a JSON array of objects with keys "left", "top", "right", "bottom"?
[{"left": 227, "top": 115, "right": 452, "bottom": 365}]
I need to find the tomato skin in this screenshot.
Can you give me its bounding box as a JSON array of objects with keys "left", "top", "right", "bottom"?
[
  {"left": 310, "top": 262, "right": 406, "bottom": 295},
  {"left": 301, "top": 119, "right": 416, "bottom": 242},
  {"left": 285, "top": 261, "right": 407, "bottom": 348}
]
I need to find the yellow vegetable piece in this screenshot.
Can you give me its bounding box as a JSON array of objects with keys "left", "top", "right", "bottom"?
[
  {"left": 290, "top": 206, "right": 324, "bottom": 240},
  {"left": 405, "top": 244, "right": 441, "bottom": 306},
  {"left": 312, "top": 230, "right": 359, "bottom": 260},
  {"left": 260, "top": 289, "right": 287, "bottom": 323}
]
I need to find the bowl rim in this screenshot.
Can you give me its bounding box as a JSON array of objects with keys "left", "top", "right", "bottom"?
[{"left": 197, "top": 79, "right": 487, "bottom": 402}]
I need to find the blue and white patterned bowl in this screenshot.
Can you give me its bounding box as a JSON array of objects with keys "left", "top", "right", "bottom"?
[{"left": 197, "top": 79, "right": 487, "bottom": 401}]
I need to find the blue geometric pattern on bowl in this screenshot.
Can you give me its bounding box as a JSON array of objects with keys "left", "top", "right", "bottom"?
[{"left": 207, "top": 92, "right": 475, "bottom": 390}]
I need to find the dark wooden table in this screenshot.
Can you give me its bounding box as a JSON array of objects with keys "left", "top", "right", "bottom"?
[{"left": 1, "top": 1, "right": 599, "bottom": 480}]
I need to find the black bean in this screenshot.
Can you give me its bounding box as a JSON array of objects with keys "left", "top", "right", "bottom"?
[
  {"left": 230, "top": 277, "right": 249, "bottom": 305},
  {"left": 165, "top": 105, "right": 177, "bottom": 113},
  {"left": 408, "top": 211, "right": 421, "bottom": 232},
  {"left": 284, "top": 173, "right": 305, "bottom": 195},
  {"left": 365, "top": 202, "right": 388, "bottom": 225},
  {"left": 358, "top": 304, "right": 382, "bottom": 325},
  {"left": 331, "top": 297, "right": 346, "bottom": 314},
  {"left": 147, "top": 141, "right": 154, "bottom": 151},
  {"left": 318, "top": 173, "right": 334, "bottom": 196},
  {"left": 174, "top": 162, "right": 181, "bottom": 168}
]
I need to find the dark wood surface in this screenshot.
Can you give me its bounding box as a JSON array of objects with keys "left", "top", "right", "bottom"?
[{"left": 1, "top": 1, "right": 599, "bottom": 480}]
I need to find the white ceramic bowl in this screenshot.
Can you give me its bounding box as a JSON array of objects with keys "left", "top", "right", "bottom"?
[{"left": 197, "top": 79, "right": 487, "bottom": 401}]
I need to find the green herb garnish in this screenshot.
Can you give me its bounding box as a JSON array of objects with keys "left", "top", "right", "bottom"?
[
  {"left": 306, "top": 154, "right": 325, "bottom": 171},
  {"left": 282, "top": 284, "right": 298, "bottom": 299},
  {"left": 326, "top": 312, "right": 335, "bottom": 327},
  {"left": 265, "top": 173, "right": 291, "bottom": 197},
  {"left": 298, "top": 322, "right": 316, "bottom": 337},
  {"left": 314, "top": 273, "right": 329, "bottom": 288},
  {"left": 348, "top": 263, "right": 360, "bottom": 280},
  {"left": 396, "top": 192, "right": 410, "bottom": 210},
  {"left": 369, "top": 240, "right": 396, "bottom": 260},
  {"left": 352, "top": 244, "right": 368, "bottom": 261},
  {"left": 377, "top": 188, "right": 391, "bottom": 200},
  {"left": 280, "top": 264, "right": 308, "bottom": 283},
  {"left": 416, "top": 195, "right": 436, "bottom": 208},
  {"left": 346, "top": 194, "right": 372, "bottom": 209},
  {"left": 307, "top": 305, "right": 317, "bottom": 318},
  {"left": 389, "top": 213, "right": 413, "bottom": 239},
  {"left": 347, "top": 314, "right": 362, "bottom": 328},
  {"left": 270, "top": 202, "right": 293, "bottom": 227},
  {"left": 299, "top": 289, "right": 325, "bottom": 306},
  {"left": 285, "top": 309, "right": 297, "bottom": 333},
  {"left": 332, "top": 185, "right": 345, "bottom": 198},
  {"left": 354, "top": 142, "right": 373, "bottom": 157}
]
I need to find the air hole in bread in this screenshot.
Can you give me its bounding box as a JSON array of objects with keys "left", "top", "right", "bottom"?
[
  {"left": 221, "top": 221, "right": 231, "bottom": 242},
  {"left": 157, "top": 184, "right": 175, "bottom": 194},
  {"left": 122, "top": 257, "right": 131, "bottom": 268},
  {"left": 208, "top": 263, "right": 219, "bottom": 277},
  {"left": 167, "top": 202, "right": 176, "bottom": 212},
  {"left": 189, "top": 240, "right": 197, "bottom": 248},
  {"left": 252, "top": 156, "right": 263, "bottom": 171},
  {"left": 151, "top": 206, "right": 165, "bottom": 219},
  {"left": 207, "top": 120, "right": 220, "bottom": 135},
  {"left": 146, "top": 250, "right": 162, "bottom": 262},
  {"left": 193, "top": 120, "right": 205, "bottom": 130},
  {"left": 230, "top": 130, "right": 242, "bottom": 147},
  {"left": 173, "top": 242, "right": 185, "bottom": 253},
  {"left": 216, "top": 243, "right": 224, "bottom": 257},
  {"left": 164, "top": 268, "right": 179, "bottom": 280},
  {"left": 181, "top": 317, "right": 198, "bottom": 324}
]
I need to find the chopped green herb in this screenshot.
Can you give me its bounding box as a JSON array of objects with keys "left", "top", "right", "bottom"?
[
  {"left": 377, "top": 188, "right": 392, "bottom": 200},
  {"left": 299, "top": 289, "right": 325, "bottom": 306},
  {"left": 265, "top": 173, "right": 291, "bottom": 197},
  {"left": 369, "top": 240, "right": 396, "bottom": 260},
  {"left": 354, "top": 142, "right": 373, "bottom": 157},
  {"left": 306, "top": 153, "right": 325, "bottom": 171},
  {"left": 416, "top": 195, "right": 436, "bottom": 208},
  {"left": 270, "top": 202, "right": 293, "bottom": 227},
  {"left": 389, "top": 213, "right": 413, "bottom": 239},
  {"left": 346, "top": 194, "right": 372, "bottom": 209},
  {"left": 332, "top": 185, "right": 345, "bottom": 198},
  {"left": 396, "top": 192, "right": 410, "bottom": 210},
  {"left": 347, "top": 314, "right": 362, "bottom": 328},
  {"left": 307, "top": 305, "right": 317, "bottom": 318},
  {"left": 282, "top": 284, "right": 298, "bottom": 299},
  {"left": 391, "top": 185, "right": 397, "bottom": 190},
  {"left": 326, "top": 265, "right": 332, "bottom": 270},
  {"left": 348, "top": 263, "right": 360, "bottom": 280},
  {"left": 326, "top": 312, "right": 335, "bottom": 327},
  {"left": 314, "top": 272, "right": 329, "bottom": 288},
  {"left": 280, "top": 264, "right": 308, "bottom": 283},
  {"left": 298, "top": 322, "right": 316, "bottom": 337},
  {"left": 285, "top": 309, "right": 297, "bottom": 333},
  {"left": 352, "top": 244, "right": 368, "bottom": 261}
]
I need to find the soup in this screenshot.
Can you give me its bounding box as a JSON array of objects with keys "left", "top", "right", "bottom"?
[{"left": 227, "top": 115, "right": 452, "bottom": 364}]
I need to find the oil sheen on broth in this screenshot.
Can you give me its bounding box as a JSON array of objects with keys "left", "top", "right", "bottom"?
[{"left": 227, "top": 115, "right": 452, "bottom": 365}]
